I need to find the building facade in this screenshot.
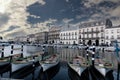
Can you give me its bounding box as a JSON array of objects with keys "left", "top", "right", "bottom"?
[
  {"left": 14, "top": 36, "right": 28, "bottom": 43},
  {"left": 48, "top": 27, "right": 61, "bottom": 44},
  {"left": 60, "top": 25, "right": 79, "bottom": 45},
  {"left": 79, "top": 19, "right": 112, "bottom": 46},
  {"left": 27, "top": 34, "right": 36, "bottom": 43},
  {"left": 105, "top": 25, "right": 120, "bottom": 45},
  {"left": 35, "top": 31, "right": 48, "bottom": 44}
]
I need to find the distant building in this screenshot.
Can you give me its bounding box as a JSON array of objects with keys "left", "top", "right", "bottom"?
[
  {"left": 14, "top": 36, "right": 28, "bottom": 42},
  {"left": 79, "top": 19, "right": 112, "bottom": 46},
  {"left": 35, "top": 31, "right": 48, "bottom": 44},
  {"left": 60, "top": 25, "right": 79, "bottom": 45},
  {"left": 105, "top": 25, "right": 120, "bottom": 45},
  {"left": 48, "top": 27, "right": 61, "bottom": 44},
  {"left": 27, "top": 34, "right": 36, "bottom": 43}
]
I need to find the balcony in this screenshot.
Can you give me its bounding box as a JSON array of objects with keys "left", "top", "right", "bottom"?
[
  {"left": 81, "top": 37, "right": 100, "bottom": 40},
  {"left": 81, "top": 31, "right": 100, "bottom": 34}
]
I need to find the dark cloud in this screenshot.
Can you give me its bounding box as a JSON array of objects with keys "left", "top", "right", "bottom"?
[
  {"left": 0, "top": 26, "right": 20, "bottom": 33},
  {"left": 0, "top": 13, "right": 9, "bottom": 26},
  {"left": 26, "top": 0, "right": 120, "bottom": 25},
  {"left": 5, "top": 30, "right": 26, "bottom": 38}
]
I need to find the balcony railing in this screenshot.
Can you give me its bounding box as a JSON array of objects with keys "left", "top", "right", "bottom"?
[
  {"left": 81, "top": 37, "right": 100, "bottom": 40},
  {"left": 81, "top": 31, "right": 100, "bottom": 34}
]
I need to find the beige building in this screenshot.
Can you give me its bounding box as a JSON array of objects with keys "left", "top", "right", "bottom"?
[
  {"left": 14, "top": 36, "right": 28, "bottom": 42},
  {"left": 27, "top": 34, "right": 36, "bottom": 43},
  {"left": 35, "top": 31, "right": 48, "bottom": 44},
  {"left": 48, "top": 27, "right": 61, "bottom": 44}
]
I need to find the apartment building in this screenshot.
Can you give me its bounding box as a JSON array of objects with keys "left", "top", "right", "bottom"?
[
  {"left": 48, "top": 27, "right": 61, "bottom": 44},
  {"left": 60, "top": 25, "right": 79, "bottom": 45},
  {"left": 35, "top": 31, "right": 48, "bottom": 44},
  {"left": 105, "top": 25, "right": 120, "bottom": 45},
  {"left": 79, "top": 19, "right": 112, "bottom": 46}
]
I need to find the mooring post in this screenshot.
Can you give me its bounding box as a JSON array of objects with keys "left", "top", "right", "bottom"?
[
  {"left": 10, "top": 45, "right": 14, "bottom": 62},
  {"left": 117, "top": 62, "right": 120, "bottom": 80},
  {"left": 21, "top": 45, "right": 23, "bottom": 58},
  {"left": 1, "top": 44, "right": 4, "bottom": 58}
]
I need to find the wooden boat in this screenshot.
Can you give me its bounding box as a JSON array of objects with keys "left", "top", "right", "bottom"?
[
  {"left": 68, "top": 56, "right": 114, "bottom": 80},
  {"left": 40, "top": 54, "right": 60, "bottom": 72},
  {"left": 11, "top": 62, "right": 35, "bottom": 79},
  {"left": 11, "top": 57, "right": 40, "bottom": 79}
]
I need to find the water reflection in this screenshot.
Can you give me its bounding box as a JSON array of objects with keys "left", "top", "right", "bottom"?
[{"left": 46, "top": 46, "right": 119, "bottom": 69}]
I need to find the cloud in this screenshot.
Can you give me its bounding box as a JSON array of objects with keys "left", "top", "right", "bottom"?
[
  {"left": 109, "top": 6, "right": 120, "bottom": 17},
  {"left": 83, "top": 0, "right": 120, "bottom": 8},
  {"left": 5, "top": 30, "right": 27, "bottom": 39},
  {"left": 83, "top": 0, "right": 102, "bottom": 8},
  {"left": 0, "top": 13, "right": 9, "bottom": 26},
  {"left": 38, "top": 0, "right": 46, "bottom": 5},
  {"left": 66, "top": 0, "right": 69, "bottom": 2},
  {"left": 76, "top": 15, "right": 82, "bottom": 19},
  {"left": 0, "top": 0, "right": 46, "bottom": 38},
  {"left": 62, "top": 18, "right": 74, "bottom": 23},
  {"left": 29, "top": 14, "right": 41, "bottom": 19}
]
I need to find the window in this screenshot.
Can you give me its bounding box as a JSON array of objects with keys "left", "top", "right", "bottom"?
[
  {"left": 79, "top": 30, "right": 81, "bottom": 34},
  {"left": 91, "top": 28, "right": 93, "bottom": 31},
  {"left": 79, "top": 35, "right": 81, "bottom": 39},
  {"left": 101, "top": 27, "right": 104, "bottom": 31},
  {"left": 96, "top": 22, "right": 99, "bottom": 26},
  {"left": 117, "top": 35, "right": 120, "bottom": 39},
  {"left": 106, "top": 36, "right": 109, "bottom": 39},
  {"left": 87, "top": 28, "right": 89, "bottom": 32},
  {"left": 72, "top": 32, "right": 74, "bottom": 35},
  {"left": 111, "top": 30, "right": 114, "bottom": 34},
  {"left": 83, "top": 29, "right": 84, "bottom": 32},
  {"left": 106, "top": 30, "right": 108, "bottom": 34},
  {"left": 111, "top": 35, "right": 114, "bottom": 39},
  {"left": 117, "top": 29, "right": 120, "bottom": 33},
  {"left": 96, "top": 28, "right": 98, "bottom": 31},
  {"left": 87, "top": 34, "right": 89, "bottom": 38},
  {"left": 101, "top": 33, "right": 104, "bottom": 37}
]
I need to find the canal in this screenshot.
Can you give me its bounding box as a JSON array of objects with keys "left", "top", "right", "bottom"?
[{"left": 0, "top": 45, "right": 120, "bottom": 80}]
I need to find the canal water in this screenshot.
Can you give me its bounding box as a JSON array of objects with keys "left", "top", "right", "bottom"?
[
  {"left": 0, "top": 45, "right": 120, "bottom": 79},
  {"left": 52, "top": 61, "right": 71, "bottom": 80}
]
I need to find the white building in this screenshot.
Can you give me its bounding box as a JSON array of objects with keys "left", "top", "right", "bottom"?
[
  {"left": 79, "top": 19, "right": 112, "bottom": 46},
  {"left": 105, "top": 25, "right": 120, "bottom": 45},
  {"left": 60, "top": 25, "right": 79, "bottom": 45}
]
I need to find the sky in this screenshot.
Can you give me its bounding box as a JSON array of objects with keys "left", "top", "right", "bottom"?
[{"left": 0, "top": 0, "right": 120, "bottom": 39}]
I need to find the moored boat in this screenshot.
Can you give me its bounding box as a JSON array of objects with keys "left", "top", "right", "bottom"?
[{"left": 40, "top": 54, "right": 60, "bottom": 72}]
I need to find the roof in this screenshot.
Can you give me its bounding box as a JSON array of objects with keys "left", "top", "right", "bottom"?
[
  {"left": 106, "top": 25, "right": 120, "bottom": 29},
  {"left": 79, "top": 19, "right": 113, "bottom": 28},
  {"left": 79, "top": 20, "right": 106, "bottom": 28},
  {"left": 61, "top": 24, "right": 79, "bottom": 31}
]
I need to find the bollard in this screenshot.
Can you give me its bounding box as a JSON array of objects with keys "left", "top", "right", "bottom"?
[
  {"left": 92, "top": 51, "right": 95, "bottom": 66},
  {"left": 21, "top": 45, "right": 23, "bottom": 58},
  {"left": 1, "top": 44, "right": 4, "bottom": 58},
  {"left": 86, "top": 51, "right": 89, "bottom": 61},
  {"left": 10, "top": 45, "right": 14, "bottom": 62}
]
